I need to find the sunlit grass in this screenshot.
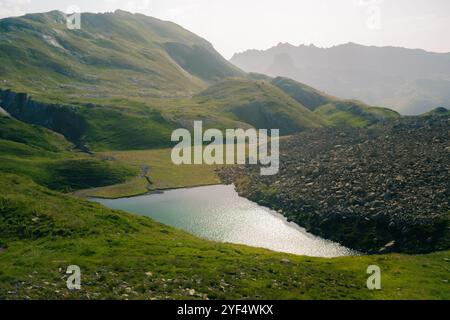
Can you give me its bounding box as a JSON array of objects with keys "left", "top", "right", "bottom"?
[{"left": 1, "top": 174, "right": 449, "bottom": 300}]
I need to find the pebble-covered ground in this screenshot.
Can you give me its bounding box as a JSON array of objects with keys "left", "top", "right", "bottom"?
[{"left": 220, "top": 116, "right": 450, "bottom": 254}]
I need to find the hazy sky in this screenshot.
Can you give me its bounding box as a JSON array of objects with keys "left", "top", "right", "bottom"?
[{"left": 1, "top": 0, "right": 449, "bottom": 58}]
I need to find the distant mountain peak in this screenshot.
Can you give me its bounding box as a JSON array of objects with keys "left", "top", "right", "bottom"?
[
  {"left": 114, "top": 9, "right": 132, "bottom": 15},
  {"left": 275, "top": 42, "right": 296, "bottom": 48},
  {"left": 230, "top": 42, "right": 450, "bottom": 115}
]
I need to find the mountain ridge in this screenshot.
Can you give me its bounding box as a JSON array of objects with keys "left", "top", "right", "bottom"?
[
  {"left": 0, "top": 11, "right": 400, "bottom": 150},
  {"left": 230, "top": 42, "right": 450, "bottom": 115},
  {"left": 231, "top": 42, "right": 450, "bottom": 59},
  {"left": 0, "top": 10, "right": 244, "bottom": 99}
]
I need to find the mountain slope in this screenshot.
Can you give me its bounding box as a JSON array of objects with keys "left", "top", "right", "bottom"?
[
  {"left": 264, "top": 76, "right": 400, "bottom": 127},
  {"left": 0, "top": 11, "right": 331, "bottom": 150},
  {"left": 424, "top": 107, "right": 450, "bottom": 116},
  {"left": 0, "top": 116, "right": 137, "bottom": 191},
  {"left": 0, "top": 12, "right": 400, "bottom": 151},
  {"left": 0, "top": 10, "right": 243, "bottom": 100},
  {"left": 0, "top": 114, "right": 71, "bottom": 153},
  {"left": 270, "top": 76, "right": 335, "bottom": 111},
  {"left": 0, "top": 88, "right": 177, "bottom": 151},
  {"left": 314, "top": 100, "right": 400, "bottom": 127},
  {"left": 195, "top": 78, "right": 325, "bottom": 134},
  {"left": 231, "top": 43, "right": 450, "bottom": 115}
]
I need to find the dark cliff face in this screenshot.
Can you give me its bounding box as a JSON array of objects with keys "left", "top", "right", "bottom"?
[
  {"left": 0, "top": 88, "right": 178, "bottom": 151},
  {"left": 0, "top": 89, "right": 87, "bottom": 145}
]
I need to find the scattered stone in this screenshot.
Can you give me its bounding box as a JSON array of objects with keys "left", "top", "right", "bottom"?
[
  {"left": 385, "top": 241, "right": 396, "bottom": 248},
  {"left": 187, "top": 288, "right": 196, "bottom": 296},
  {"left": 220, "top": 116, "right": 450, "bottom": 254}
]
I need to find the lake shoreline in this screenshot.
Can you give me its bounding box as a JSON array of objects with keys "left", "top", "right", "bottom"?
[
  {"left": 76, "top": 182, "right": 224, "bottom": 200},
  {"left": 91, "top": 185, "right": 356, "bottom": 257},
  {"left": 218, "top": 117, "right": 450, "bottom": 255}
]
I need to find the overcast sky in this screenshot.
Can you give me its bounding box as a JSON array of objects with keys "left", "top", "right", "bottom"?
[{"left": 1, "top": 0, "right": 449, "bottom": 58}]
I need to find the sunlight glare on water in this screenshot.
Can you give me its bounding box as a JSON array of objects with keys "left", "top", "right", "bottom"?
[{"left": 92, "top": 185, "right": 356, "bottom": 258}]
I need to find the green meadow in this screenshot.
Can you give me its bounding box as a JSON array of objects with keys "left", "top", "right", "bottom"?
[
  {"left": 0, "top": 10, "right": 447, "bottom": 301},
  {"left": 1, "top": 174, "right": 449, "bottom": 300}
]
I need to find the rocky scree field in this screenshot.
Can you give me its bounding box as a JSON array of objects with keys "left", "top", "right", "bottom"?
[{"left": 220, "top": 115, "right": 450, "bottom": 254}]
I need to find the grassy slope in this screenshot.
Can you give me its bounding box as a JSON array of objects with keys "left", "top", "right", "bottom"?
[
  {"left": 270, "top": 76, "right": 336, "bottom": 111},
  {"left": 0, "top": 115, "right": 71, "bottom": 152},
  {"left": 1, "top": 174, "right": 449, "bottom": 300},
  {"left": 0, "top": 77, "right": 330, "bottom": 151},
  {"left": 0, "top": 11, "right": 402, "bottom": 151},
  {"left": 270, "top": 77, "right": 401, "bottom": 127},
  {"left": 195, "top": 78, "right": 325, "bottom": 135},
  {"left": 74, "top": 148, "right": 221, "bottom": 199},
  {"left": 0, "top": 10, "right": 242, "bottom": 99},
  {"left": 0, "top": 116, "right": 137, "bottom": 192},
  {"left": 78, "top": 106, "right": 175, "bottom": 151},
  {"left": 315, "top": 100, "right": 400, "bottom": 127},
  {"left": 1, "top": 110, "right": 449, "bottom": 301},
  {"left": 0, "top": 10, "right": 247, "bottom": 151},
  {"left": 1, "top": 10, "right": 445, "bottom": 301},
  {"left": 424, "top": 107, "right": 450, "bottom": 116},
  {"left": 71, "top": 77, "right": 329, "bottom": 150}
]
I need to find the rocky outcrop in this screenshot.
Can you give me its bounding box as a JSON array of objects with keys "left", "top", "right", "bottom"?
[
  {"left": 220, "top": 116, "right": 450, "bottom": 254},
  {"left": 0, "top": 89, "right": 87, "bottom": 145}
]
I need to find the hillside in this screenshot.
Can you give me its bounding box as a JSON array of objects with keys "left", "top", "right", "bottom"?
[
  {"left": 269, "top": 77, "right": 399, "bottom": 126},
  {"left": 0, "top": 117, "right": 137, "bottom": 191},
  {"left": 0, "top": 10, "right": 244, "bottom": 151},
  {"left": 425, "top": 107, "right": 450, "bottom": 116},
  {"left": 0, "top": 12, "right": 405, "bottom": 151},
  {"left": 0, "top": 80, "right": 327, "bottom": 150},
  {"left": 1, "top": 173, "right": 449, "bottom": 300},
  {"left": 314, "top": 100, "right": 400, "bottom": 127},
  {"left": 0, "top": 114, "right": 71, "bottom": 152},
  {"left": 1, "top": 90, "right": 448, "bottom": 300},
  {"left": 0, "top": 11, "right": 325, "bottom": 150},
  {"left": 0, "top": 10, "right": 243, "bottom": 99},
  {"left": 0, "top": 10, "right": 449, "bottom": 301},
  {"left": 270, "top": 77, "right": 335, "bottom": 111},
  {"left": 230, "top": 42, "right": 450, "bottom": 115},
  {"left": 195, "top": 78, "right": 325, "bottom": 134}
]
